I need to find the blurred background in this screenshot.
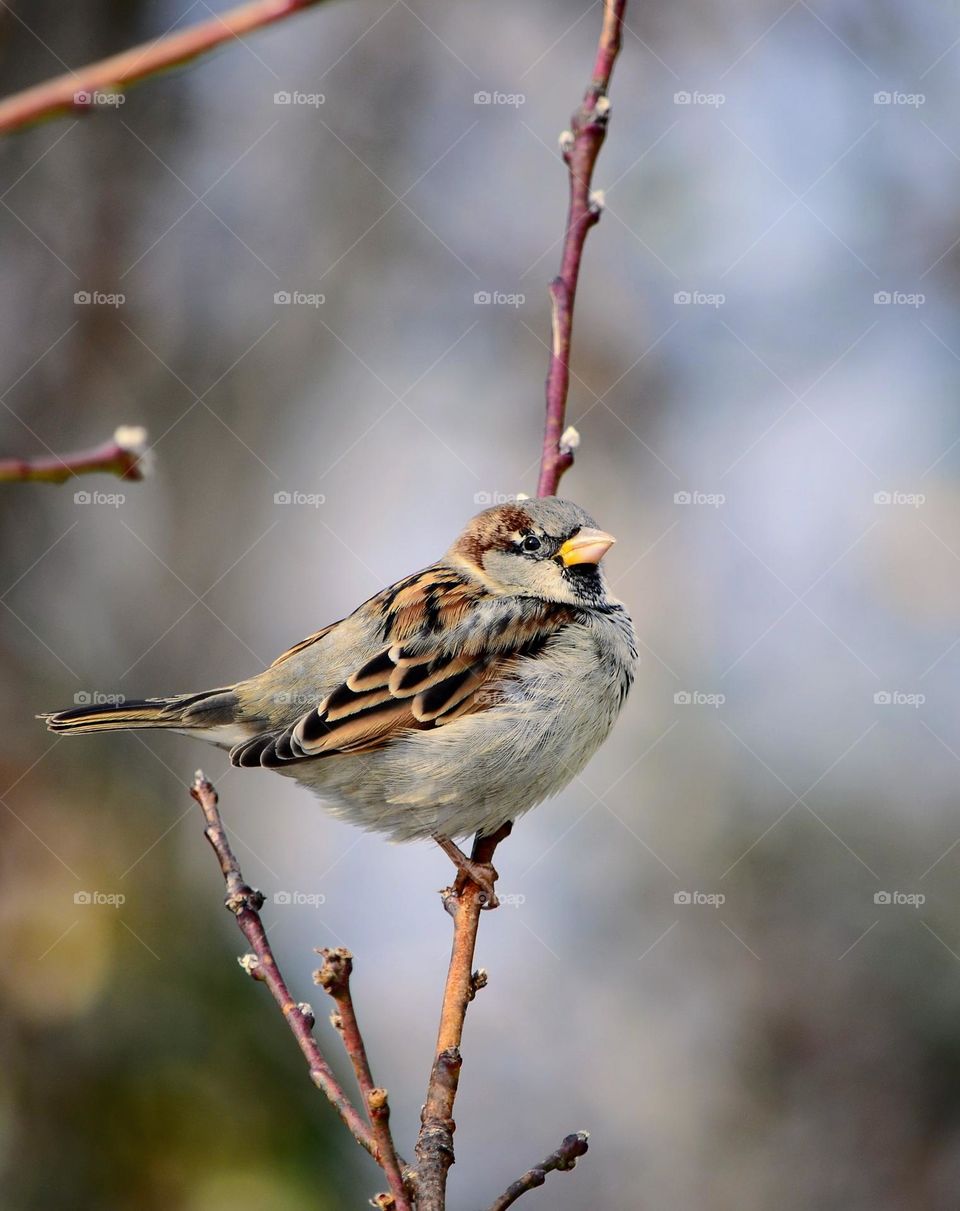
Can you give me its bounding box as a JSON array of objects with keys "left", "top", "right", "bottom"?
[{"left": 2, "top": 0, "right": 960, "bottom": 1206}]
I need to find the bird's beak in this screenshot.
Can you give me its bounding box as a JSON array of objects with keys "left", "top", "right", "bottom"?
[{"left": 559, "top": 528, "right": 616, "bottom": 567}]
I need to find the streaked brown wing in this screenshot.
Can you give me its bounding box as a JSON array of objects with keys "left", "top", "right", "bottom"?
[{"left": 231, "top": 567, "right": 575, "bottom": 768}]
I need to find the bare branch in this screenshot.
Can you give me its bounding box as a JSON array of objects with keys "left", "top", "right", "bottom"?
[
  {"left": 315, "top": 947, "right": 413, "bottom": 1209},
  {"left": 0, "top": 425, "right": 152, "bottom": 484},
  {"left": 486, "top": 1132, "right": 591, "bottom": 1211},
  {"left": 189, "top": 773, "right": 387, "bottom": 1169},
  {"left": 0, "top": 0, "right": 330, "bottom": 137},
  {"left": 537, "top": 0, "right": 627, "bottom": 497},
  {"left": 415, "top": 823, "right": 512, "bottom": 1211}
]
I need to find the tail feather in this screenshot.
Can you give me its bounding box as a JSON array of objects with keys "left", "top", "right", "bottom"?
[{"left": 42, "top": 688, "right": 239, "bottom": 736}]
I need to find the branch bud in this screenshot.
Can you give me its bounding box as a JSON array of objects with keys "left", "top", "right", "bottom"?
[
  {"left": 237, "top": 953, "right": 261, "bottom": 979},
  {"left": 560, "top": 425, "right": 581, "bottom": 452}
]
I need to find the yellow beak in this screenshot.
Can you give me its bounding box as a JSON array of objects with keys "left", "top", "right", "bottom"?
[{"left": 559, "top": 527, "right": 616, "bottom": 567}]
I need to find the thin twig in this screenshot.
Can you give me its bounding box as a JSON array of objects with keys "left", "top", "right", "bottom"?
[
  {"left": 0, "top": 425, "right": 151, "bottom": 484},
  {"left": 0, "top": 0, "right": 329, "bottom": 136},
  {"left": 415, "top": 823, "right": 512, "bottom": 1211},
  {"left": 315, "top": 947, "right": 413, "bottom": 1209},
  {"left": 486, "top": 1132, "right": 591, "bottom": 1211},
  {"left": 537, "top": 0, "right": 627, "bottom": 498},
  {"left": 189, "top": 772, "right": 384, "bottom": 1167}
]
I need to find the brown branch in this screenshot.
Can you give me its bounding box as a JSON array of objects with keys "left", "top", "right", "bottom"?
[
  {"left": 189, "top": 771, "right": 413, "bottom": 1201},
  {"left": 0, "top": 425, "right": 152, "bottom": 483},
  {"left": 486, "top": 1132, "right": 591, "bottom": 1211},
  {"left": 537, "top": 0, "right": 627, "bottom": 498},
  {"left": 0, "top": 0, "right": 330, "bottom": 136},
  {"left": 315, "top": 947, "right": 413, "bottom": 1209},
  {"left": 414, "top": 823, "right": 512, "bottom": 1211}
]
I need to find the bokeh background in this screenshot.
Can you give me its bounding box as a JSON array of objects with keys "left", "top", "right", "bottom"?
[{"left": 2, "top": 1, "right": 960, "bottom": 1207}]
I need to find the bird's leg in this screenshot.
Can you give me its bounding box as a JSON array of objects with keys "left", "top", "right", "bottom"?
[{"left": 433, "top": 833, "right": 500, "bottom": 908}]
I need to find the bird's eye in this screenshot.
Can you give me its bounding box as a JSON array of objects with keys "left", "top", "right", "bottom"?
[{"left": 521, "top": 534, "right": 542, "bottom": 553}]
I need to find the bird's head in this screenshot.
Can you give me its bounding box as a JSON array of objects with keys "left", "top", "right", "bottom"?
[{"left": 449, "top": 497, "right": 617, "bottom": 606}]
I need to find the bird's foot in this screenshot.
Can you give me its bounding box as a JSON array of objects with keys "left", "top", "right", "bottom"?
[{"left": 433, "top": 834, "right": 500, "bottom": 909}]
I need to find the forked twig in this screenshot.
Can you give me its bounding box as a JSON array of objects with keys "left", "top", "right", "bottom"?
[
  {"left": 189, "top": 772, "right": 412, "bottom": 1210},
  {"left": 487, "top": 1132, "right": 591, "bottom": 1211}
]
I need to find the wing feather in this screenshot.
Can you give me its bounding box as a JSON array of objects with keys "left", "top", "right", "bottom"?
[{"left": 231, "top": 566, "right": 577, "bottom": 769}]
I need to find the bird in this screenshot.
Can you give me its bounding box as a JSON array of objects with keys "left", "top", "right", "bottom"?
[{"left": 43, "top": 498, "right": 637, "bottom": 891}]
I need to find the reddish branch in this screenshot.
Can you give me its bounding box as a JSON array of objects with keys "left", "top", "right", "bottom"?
[
  {"left": 190, "top": 772, "right": 412, "bottom": 1209},
  {"left": 537, "top": 0, "right": 627, "bottom": 498},
  {"left": 315, "top": 947, "right": 412, "bottom": 1207},
  {"left": 487, "top": 1132, "right": 591, "bottom": 1211},
  {"left": 0, "top": 0, "right": 329, "bottom": 136},
  {"left": 0, "top": 426, "right": 151, "bottom": 483}
]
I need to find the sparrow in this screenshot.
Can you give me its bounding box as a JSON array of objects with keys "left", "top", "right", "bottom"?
[{"left": 43, "top": 498, "right": 637, "bottom": 886}]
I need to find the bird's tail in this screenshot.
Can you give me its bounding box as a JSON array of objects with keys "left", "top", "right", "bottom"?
[{"left": 41, "top": 688, "right": 239, "bottom": 736}]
